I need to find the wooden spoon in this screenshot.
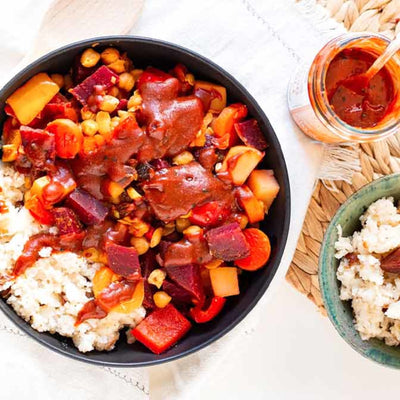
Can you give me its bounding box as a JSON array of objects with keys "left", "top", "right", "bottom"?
[
  {"left": 343, "top": 34, "right": 400, "bottom": 93},
  {"left": 18, "top": 0, "right": 144, "bottom": 68}
]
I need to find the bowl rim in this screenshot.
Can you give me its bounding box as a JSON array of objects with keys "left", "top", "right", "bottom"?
[
  {"left": 0, "top": 35, "right": 291, "bottom": 367},
  {"left": 319, "top": 172, "right": 400, "bottom": 368}
]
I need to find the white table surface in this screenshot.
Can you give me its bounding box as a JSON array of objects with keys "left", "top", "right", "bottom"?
[{"left": 0, "top": 1, "right": 399, "bottom": 399}]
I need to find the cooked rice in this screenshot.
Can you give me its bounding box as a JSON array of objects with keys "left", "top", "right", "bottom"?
[
  {"left": 0, "top": 162, "right": 145, "bottom": 352},
  {"left": 336, "top": 197, "right": 400, "bottom": 346}
]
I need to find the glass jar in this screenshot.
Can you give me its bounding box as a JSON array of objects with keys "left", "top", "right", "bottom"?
[{"left": 288, "top": 33, "right": 400, "bottom": 143}]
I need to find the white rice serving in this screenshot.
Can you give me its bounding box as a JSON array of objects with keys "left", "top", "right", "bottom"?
[
  {"left": 335, "top": 197, "right": 400, "bottom": 346},
  {"left": 0, "top": 162, "right": 145, "bottom": 352}
]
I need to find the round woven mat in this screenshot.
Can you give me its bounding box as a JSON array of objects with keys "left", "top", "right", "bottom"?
[{"left": 286, "top": 0, "right": 400, "bottom": 313}]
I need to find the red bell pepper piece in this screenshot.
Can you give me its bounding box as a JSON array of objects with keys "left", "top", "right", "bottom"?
[
  {"left": 189, "top": 201, "right": 230, "bottom": 228},
  {"left": 136, "top": 67, "right": 172, "bottom": 90},
  {"left": 189, "top": 296, "right": 226, "bottom": 323},
  {"left": 131, "top": 304, "right": 191, "bottom": 354}
]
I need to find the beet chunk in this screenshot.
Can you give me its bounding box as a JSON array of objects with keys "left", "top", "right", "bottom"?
[
  {"left": 143, "top": 281, "right": 156, "bottom": 309},
  {"left": 205, "top": 222, "right": 250, "bottom": 261},
  {"left": 381, "top": 248, "right": 400, "bottom": 273},
  {"left": 163, "top": 280, "right": 194, "bottom": 305},
  {"left": 234, "top": 119, "right": 268, "bottom": 151},
  {"left": 140, "top": 250, "right": 157, "bottom": 278},
  {"left": 70, "top": 66, "right": 119, "bottom": 105},
  {"left": 51, "top": 207, "right": 82, "bottom": 235},
  {"left": 66, "top": 188, "right": 108, "bottom": 225},
  {"left": 20, "top": 126, "right": 55, "bottom": 168},
  {"left": 105, "top": 242, "right": 141, "bottom": 280},
  {"left": 165, "top": 264, "right": 204, "bottom": 302}
]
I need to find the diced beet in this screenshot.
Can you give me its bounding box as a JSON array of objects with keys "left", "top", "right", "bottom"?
[
  {"left": 140, "top": 249, "right": 157, "bottom": 278},
  {"left": 105, "top": 242, "right": 141, "bottom": 280},
  {"left": 165, "top": 264, "right": 204, "bottom": 302},
  {"left": 163, "top": 237, "right": 212, "bottom": 267},
  {"left": 66, "top": 188, "right": 108, "bottom": 225},
  {"left": 20, "top": 126, "right": 56, "bottom": 168},
  {"left": 151, "top": 159, "right": 170, "bottom": 170},
  {"left": 70, "top": 66, "right": 119, "bottom": 105},
  {"left": 71, "top": 55, "right": 98, "bottom": 84},
  {"left": 143, "top": 281, "right": 156, "bottom": 309},
  {"left": 51, "top": 207, "right": 82, "bottom": 235},
  {"left": 116, "top": 98, "right": 128, "bottom": 112},
  {"left": 234, "top": 119, "right": 268, "bottom": 151},
  {"left": 162, "top": 280, "right": 194, "bottom": 305},
  {"left": 205, "top": 222, "right": 250, "bottom": 261},
  {"left": 131, "top": 304, "right": 191, "bottom": 354},
  {"left": 381, "top": 248, "right": 400, "bottom": 273}
]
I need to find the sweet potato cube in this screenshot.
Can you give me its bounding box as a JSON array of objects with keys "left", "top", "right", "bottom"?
[
  {"left": 218, "top": 145, "right": 264, "bottom": 186},
  {"left": 6, "top": 73, "right": 60, "bottom": 125},
  {"left": 209, "top": 267, "right": 240, "bottom": 297},
  {"left": 235, "top": 185, "right": 265, "bottom": 223},
  {"left": 247, "top": 170, "right": 280, "bottom": 211},
  {"left": 205, "top": 222, "right": 250, "bottom": 261},
  {"left": 194, "top": 81, "right": 227, "bottom": 112}
]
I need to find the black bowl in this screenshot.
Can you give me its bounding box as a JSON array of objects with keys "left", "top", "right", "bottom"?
[{"left": 0, "top": 36, "right": 290, "bottom": 366}]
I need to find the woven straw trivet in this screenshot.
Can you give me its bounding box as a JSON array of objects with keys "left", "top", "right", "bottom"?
[{"left": 286, "top": 0, "right": 400, "bottom": 313}]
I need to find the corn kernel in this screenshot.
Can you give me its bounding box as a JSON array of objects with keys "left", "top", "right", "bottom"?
[
  {"left": 185, "top": 73, "right": 195, "bottom": 85},
  {"left": 2, "top": 144, "right": 18, "bottom": 162},
  {"left": 130, "top": 237, "right": 149, "bottom": 255},
  {"left": 176, "top": 217, "right": 191, "bottom": 233},
  {"left": 183, "top": 225, "right": 203, "bottom": 237},
  {"left": 118, "top": 72, "right": 135, "bottom": 91},
  {"left": 81, "top": 119, "right": 98, "bottom": 136},
  {"left": 108, "top": 181, "right": 124, "bottom": 199},
  {"left": 127, "top": 90, "right": 142, "bottom": 111},
  {"left": 162, "top": 225, "right": 175, "bottom": 237},
  {"left": 205, "top": 259, "right": 223, "bottom": 269},
  {"left": 100, "top": 47, "right": 120, "bottom": 65},
  {"left": 127, "top": 218, "right": 150, "bottom": 237},
  {"left": 108, "top": 59, "right": 126, "bottom": 74},
  {"left": 82, "top": 247, "right": 107, "bottom": 264},
  {"left": 99, "top": 95, "right": 119, "bottom": 113},
  {"left": 153, "top": 291, "right": 171, "bottom": 308},
  {"left": 81, "top": 107, "right": 96, "bottom": 120},
  {"left": 50, "top": 73, "right": 64, "bottom": 88},
  {"left": 172, "top": 151, "right": 194, "bottom": 165},
  {"left": 30, "top": 176, "right": 51, "bottom": 197},
  {"left": 127, "top": 187, "right": 142, "bottom": 200},
  {"left": 130, "top": 69, "right": 143, "bottom": 81},
  {"left": 106, "top": 85, "right": 119, "bottom": 97},
  {"left": 150, "top": 227, "right": 163, "bottom": 248},
  {"left": 148, "top": 269, "right": 167, "bottom": 289},
  {"left": 238, "top": 214, "right": 249, "bottom": 230},
  {"left": 24, "top": 176, "right": 32, "bottom": 189},
  {"left": 111, "top": 116, "right": 121, "bottom": 129},
  {"left": 64, "top": 74, "right": 73, "bottom": 90},
  {"left": 96, "top": 111, "right": 111, "bottom": 136},
  {"left": 80, "top": 48, "right": 100, "bottom": 68}
]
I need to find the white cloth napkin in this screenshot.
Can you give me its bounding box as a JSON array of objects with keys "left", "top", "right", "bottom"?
[{"left": 0, "top": 0, "right": 344, "bottom": 399}]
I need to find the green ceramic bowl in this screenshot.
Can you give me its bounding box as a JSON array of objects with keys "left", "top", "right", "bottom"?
[{"left": 319, "top": 173, "right": 400, "bottom": 368}]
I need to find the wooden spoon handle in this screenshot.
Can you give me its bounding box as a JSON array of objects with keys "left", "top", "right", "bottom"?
[
  {"left": 366, "top": 34, "right": 400, "bottom": 80},
  {"left": 20, "top": 0, "right": 144, "bottom": 67}
]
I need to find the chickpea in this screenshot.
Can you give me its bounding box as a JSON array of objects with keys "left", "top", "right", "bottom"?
[
  {"left": 108, "top": 59, "right": 126, "bottom": 74},
  {"left": 96, "top": 111, "right": 111, "bottom": 136},
  {"left": 108, "top": 86, "right": 120, "bottom": 98},
  {"left": 101, "top": 47, "right": 120, "bottom": 65},
  {"left": 99, "top": 95, "right": 119, "bottom": 113},
  {"left": 81, "top": 120, "right": 98, "bottom": 136},
  {"left": 118, "top": 72, "right": 135, "bottom": 92},
  {"left": 153, "top": 291, "right": 171, "bottom": 308},
  {"left": 130, "top": 237, "right": 149, "bottom": 255},
  {"left": 80, "top": 48, "right": 100, "bottom": 68}
]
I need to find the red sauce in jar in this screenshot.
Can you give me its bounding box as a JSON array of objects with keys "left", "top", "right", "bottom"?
[{"left": 325, "top": 48, "right": 395, "bottom": 128}]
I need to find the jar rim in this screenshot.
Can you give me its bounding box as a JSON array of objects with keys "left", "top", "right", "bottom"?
[{"left": 308, "top": 32, "right": 400, "bottom": 142}]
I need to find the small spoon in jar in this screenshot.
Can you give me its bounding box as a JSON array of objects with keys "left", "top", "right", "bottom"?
[{"left": 342, "top": 34, "right": 400, "bottom": 93}]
